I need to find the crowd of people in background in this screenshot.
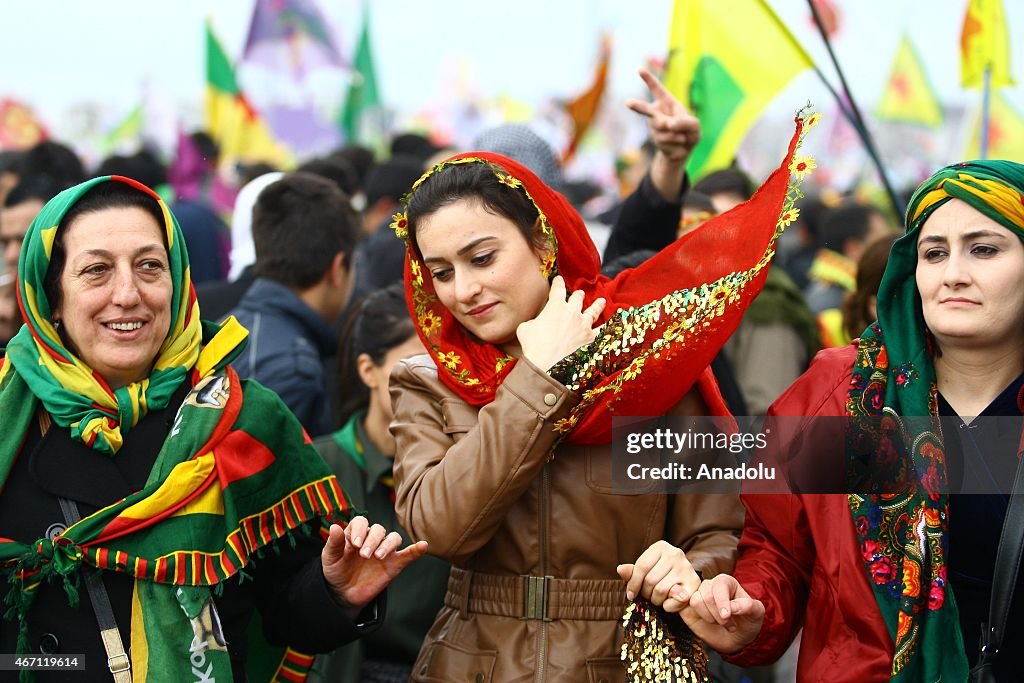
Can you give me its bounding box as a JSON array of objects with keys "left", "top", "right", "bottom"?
[
  {"left": 3, "top": 68, "right": 1021, "bottom": 682},
  {"left": 0, "top": 131, "right": 905, "bottom": 415}
]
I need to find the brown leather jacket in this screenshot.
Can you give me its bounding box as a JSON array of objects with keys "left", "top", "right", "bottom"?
[{"left": 391, "top": 355, "right": 743, "bottom": 682}]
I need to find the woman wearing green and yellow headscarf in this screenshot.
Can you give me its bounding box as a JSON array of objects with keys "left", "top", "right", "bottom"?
[
  {"left": 659, "top": 160, "right": 1024, "bottom": 681},
  {"left": 0, "top": 176, "right": 425, "bottom": 682}
]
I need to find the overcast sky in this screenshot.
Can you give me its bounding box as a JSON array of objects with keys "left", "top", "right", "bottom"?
[{"left": 3, "top": 1, "right": 1022, "bottom": 140}]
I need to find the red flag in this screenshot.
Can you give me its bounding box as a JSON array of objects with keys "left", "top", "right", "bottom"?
[{"left": 808, "top": 0, "right": 842, "bottom": 37}]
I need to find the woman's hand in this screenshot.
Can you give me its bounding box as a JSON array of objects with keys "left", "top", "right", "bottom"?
[
  {"left": 517, "top": 276, "right": 605, "bottom": 371},
  {"left": 616, "top": 540, "right": 703, "bottom": 611},
  {"left": 321, "top": 516, "right": 428, "bottom": 620},
  {"left": 670, "top": 574, "right": 765, "bottom": 654}
]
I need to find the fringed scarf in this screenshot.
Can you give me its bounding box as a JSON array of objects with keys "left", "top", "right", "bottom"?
[{"left": 0, "top": 177, "right": 351, "bottom": 682}]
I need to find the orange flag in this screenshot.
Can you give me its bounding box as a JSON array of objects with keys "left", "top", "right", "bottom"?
[
  {"left": 563, "top": 34, "right": 612, "bottom": 163},
  {"left": 960, "top": 0, "right": 1014, "bottom": 88}
]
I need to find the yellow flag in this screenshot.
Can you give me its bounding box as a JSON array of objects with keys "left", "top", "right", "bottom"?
[
  {"left": 205, "top": 22, "right": 292, "bottom": 167},
  {"left": 960, "top": 0, "right": 1014, "bottom": 88},
  {"left": 875, "top": 35, "right": 943, "bottom": 128},
  {"left": 964, "top": 91, "right": 1024, "bottom": 159},
  {"left": 664, "top": 0, "right": 813, "bottom": 179}
]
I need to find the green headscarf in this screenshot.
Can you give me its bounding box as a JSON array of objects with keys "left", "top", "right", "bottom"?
[
  {"left": 846, "top": 160, "right": 1024, "bottom": 681},
  {"left": 0, "top": 177, "right": 351, "bottom": 682},
  {"left": 4, "top": 175, "right": 202, "bottom": 455}
]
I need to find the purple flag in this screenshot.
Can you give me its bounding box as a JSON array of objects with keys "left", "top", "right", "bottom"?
[
  {"left": 263, "top": 105, "right": 341, "bottom": 158},
  {"left": 243, "top": 0, "right": 346, "bottom": 77}
]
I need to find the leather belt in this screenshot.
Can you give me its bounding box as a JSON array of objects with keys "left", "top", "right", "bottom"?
[{"left": 445, "top": 567, "right": 626, "bottom": 621}]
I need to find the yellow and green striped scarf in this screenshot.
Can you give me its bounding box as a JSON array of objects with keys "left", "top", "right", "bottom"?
[
  {"left": 5, "top": 175, "right": 201, "bottom": 455},
  {"left": 0, "top": 177, "right": 351, "bottom": 682}
]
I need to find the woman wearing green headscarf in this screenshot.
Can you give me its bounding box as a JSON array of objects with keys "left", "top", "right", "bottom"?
[
  {"left": 651, "top": 160, "right": 1024, "bottom": 681},
  {"left": 0, "top": 176, "right": 426, "bottom": 682}
]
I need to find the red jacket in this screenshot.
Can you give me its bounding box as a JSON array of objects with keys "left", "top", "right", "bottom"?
[{"left": 724, "top": 345, "right": 894, "bottom": 681}]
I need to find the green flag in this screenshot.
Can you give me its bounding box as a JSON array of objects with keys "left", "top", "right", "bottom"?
[
  {"left": 101, "top": 104, "right": 144, "bottom": 153},
  {"left": 339, "top": 3, "right": 380, "bottom": 142},
  {"left": 664, "top": 0, "right": 813, "bottom": 179}
]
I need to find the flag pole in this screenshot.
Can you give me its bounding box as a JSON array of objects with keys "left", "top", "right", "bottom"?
[
  {"left": 806, "top": 0, "right": 905, "bottom": 218},
  {"left": 980, "top": 66, "right": 992, "bottom": 159},
  {"left": 810, "top": 64, "right": 858, "bottom": 133}
]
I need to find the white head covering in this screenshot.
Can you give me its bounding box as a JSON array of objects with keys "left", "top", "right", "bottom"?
[{"left": 229, "top": 172, "right": 284, "bottom": 281}]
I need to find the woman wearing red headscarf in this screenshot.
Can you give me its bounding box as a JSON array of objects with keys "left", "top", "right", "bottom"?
[{"left": 388, "top": 110, "right": 817, "bottom": 680}]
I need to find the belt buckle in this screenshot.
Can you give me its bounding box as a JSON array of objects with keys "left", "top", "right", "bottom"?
[{"left": 521, "top": 575, "right": 552, "bottom": 621}]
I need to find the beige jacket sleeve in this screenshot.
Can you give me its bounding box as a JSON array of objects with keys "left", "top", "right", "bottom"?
[
  {"left": 668, "top": 492, "right": 743, "bottom": 578},
  {"left": 389, "top": 356, "right": 578, "bottom": 565}
]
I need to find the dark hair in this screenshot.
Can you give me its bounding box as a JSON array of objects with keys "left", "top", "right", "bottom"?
[
  {"left": 842, "top": 232, "right": 898, "bottom": 339},
  {"left": 682, "top": 191, "right": 717, "bottom": 214},
  {"left": 795, "top": 196, "right": 830, "bottom": 242},
  {"left": 22, "top": 141, "right": 86, "bottom": 188},
  {"left": 189, "top": 132, "right": 219, "bottom": 163},
  {"left": 693, "top": 168, "right": 755, "bottom": 203},
  {"left": 365, "top": 155, "right": 425, "bottom": 208},
  {"left": 335, "top": 282, "right": 416, "bottom": 425},
  {"left": 236, "top": 162, "right": 279, "bottom": 187},
  {"left": 44, "top": 181, "right": 166, "bottom": 313},
  {"left": 330, "top": 146, "right": 375, "bottom": 192},
  {"left": 251, "top": 172, "right": 359, "bottom": 289},
  {"left": 563, "top": 179, "right": 602, "bottom": 212},
  {"left": 601, "top": 249, "right": 657, "bottom": 278},
  {"left": 296, "top": 156, "right": 358, "bottom": 196},
  {"left": 405, "top": 161, "right": 542, "bottom": 253},
  {"left": 4, "top": 175, "right": 65, "bottom": 208},
  {"left": 94, "top": 149, "right": 168, "bottom": 191},
  {"left": 0, "top": 150, "right": 25, "bottom": 176},
  {"left": 390, "top": 133, "right": 439, "bottom": 164},
  {"left": 819, "top": 202, "right": 885, "bottom": 254}
]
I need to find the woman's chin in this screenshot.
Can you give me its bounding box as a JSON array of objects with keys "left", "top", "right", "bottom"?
[
  {"left": 462, "top": 323, "right": 516, "bottom": 350},
  {"left": 931, "top": 328, "right": 1011, "bottom": 352}
]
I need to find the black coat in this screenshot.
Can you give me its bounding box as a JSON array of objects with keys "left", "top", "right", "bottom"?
[{"left": 0, "top": 383, "right": 379, "bottom": 682}]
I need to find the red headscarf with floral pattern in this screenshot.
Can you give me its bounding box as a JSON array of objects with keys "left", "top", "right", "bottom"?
[{"left": 393, "top": 113, "right": 816, "bottom": 445}]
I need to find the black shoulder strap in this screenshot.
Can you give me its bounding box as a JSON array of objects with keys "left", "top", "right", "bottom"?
[{"left": 58, "top": 497, "right": 132, "bottom": 682}]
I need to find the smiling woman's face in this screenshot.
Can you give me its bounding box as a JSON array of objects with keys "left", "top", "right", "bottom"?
[
  {"left": 53, "top": 206, "right": 173, "bottom": 389},
  {"left": 915, "top": 198, "right": 1024, "bottom": 353},
  {"left": 415, "top": 198, "right": 550, "bottom": 355}
]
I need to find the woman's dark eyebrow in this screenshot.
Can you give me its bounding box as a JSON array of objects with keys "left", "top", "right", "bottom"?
[
  {"left": 74, "top": 244, "right": 165, "bottom": 261},
  {"left": 961, "top": 229, "right": 1010, "bottom": 241},
  {"left": 918, "top": 229, "right": 1009, "bottom": 247},
  {"left": 423, "top": 236, "right": 496, "bottom": 264}
]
